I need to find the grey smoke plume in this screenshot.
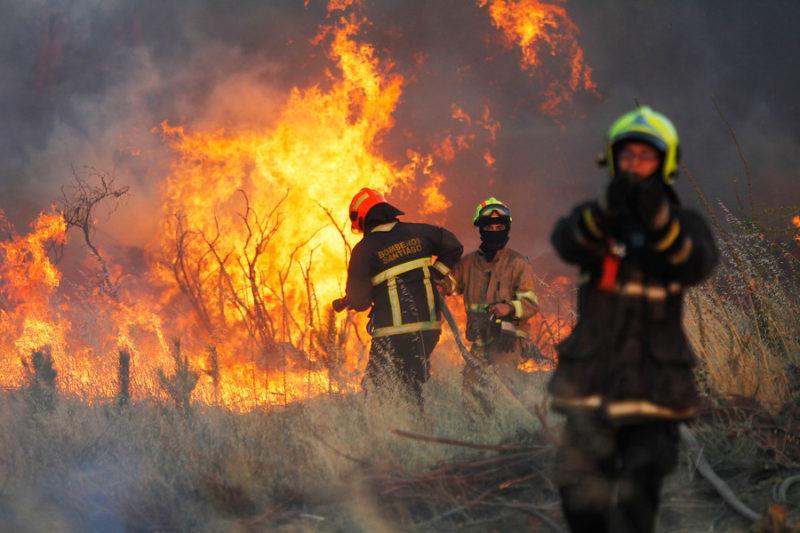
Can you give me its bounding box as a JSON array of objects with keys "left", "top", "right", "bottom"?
[{"left": 0, "top": 0, "right": 798, "bottom": 263}]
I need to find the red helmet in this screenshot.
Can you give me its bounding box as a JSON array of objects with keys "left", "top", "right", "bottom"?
[{"left": 348, "top": 187, "right": 387, "bottom": 233}]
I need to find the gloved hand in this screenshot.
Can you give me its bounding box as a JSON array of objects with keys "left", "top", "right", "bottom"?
[
  {"left": 488, "top": 302, "right": 514, "bottom": 319},
  {"left": 633, "top": 177, "right": 670, "bottom": 229},
  {"left": 332, "top": 297, "right": 348, "bottom": 313},
  {"left": 495, "top": 319, "right": 518, "bottom": 353},
  {"left": 435, "top": 272, "right": 458, "bottom": 296}
]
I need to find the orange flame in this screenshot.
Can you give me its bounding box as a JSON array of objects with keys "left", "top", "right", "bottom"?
[
  {"left": 793, "top": 215, "right": 800, "bottom": 241},
  {"left": 0, "top": 3, "right": 589, "bottom": 408},
  {"left": 148, "top": 14, "right": 447, "bottom": 405},
  {"left": 479, "top": 0, "right": 597, "bottom": 115}
]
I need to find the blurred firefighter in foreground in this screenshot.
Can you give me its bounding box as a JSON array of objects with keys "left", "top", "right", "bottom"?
[
  {"left": 332, "top": 188, "right": 463, "bottom": 404},
  {"left": 448, "top": 198, "right": 539, "bottom": 413},
  {"left": 549, "top": 107, "right": 718, "bottom": 533}
]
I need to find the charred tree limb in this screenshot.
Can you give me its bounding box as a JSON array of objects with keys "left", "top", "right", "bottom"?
[{"left": 61, "top": 167, "right": 129, "bottom": 298}]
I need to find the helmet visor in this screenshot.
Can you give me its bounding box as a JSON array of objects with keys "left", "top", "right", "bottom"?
[{"left": 478, "top": 204, "right": 511, "bottom": 219}]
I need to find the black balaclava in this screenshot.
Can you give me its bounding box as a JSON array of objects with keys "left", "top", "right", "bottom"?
[
  {"left": 363, "top": 202, "right": 404, "bottom": 233},
  {"left": 478, "top": 218, "right": 510, "bottom": 262}
]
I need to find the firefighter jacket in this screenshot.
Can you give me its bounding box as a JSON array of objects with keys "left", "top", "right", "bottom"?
[
  {"left": 548, "top": 199, "right": 718, "bottom": 422},
  {"left": 342, "top": 221, "right": 463, "bottom": 338},
  {"left": 453, "top": 247, "right": 539, "bottom": 356}
]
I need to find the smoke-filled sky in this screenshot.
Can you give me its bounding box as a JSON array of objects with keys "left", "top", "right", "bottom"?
[{"left": 1, "top": 0, "right": 799, "bottom": 272}]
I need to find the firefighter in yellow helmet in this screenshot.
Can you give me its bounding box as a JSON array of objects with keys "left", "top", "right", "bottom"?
[
  {"left": 449, "top": 197, "right": 540, "bottom": 413},
  {"left": 549, "top": 107, "right": 718, "bottom": 533},
  {"left": 332, "top": 188, "right": 463, "bottom": 405}
]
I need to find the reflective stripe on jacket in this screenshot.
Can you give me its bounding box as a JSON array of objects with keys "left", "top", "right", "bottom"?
[
  {"left": 343, "top": 221, "right": 463, "bottom": 337},
  {"left": 453, "top": 247, "right": 539, "bottom": 345}
]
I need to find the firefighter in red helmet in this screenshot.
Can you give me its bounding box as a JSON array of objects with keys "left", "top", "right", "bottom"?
[{"left": 333, "top": 187, "right": 463, "bottom": 404}]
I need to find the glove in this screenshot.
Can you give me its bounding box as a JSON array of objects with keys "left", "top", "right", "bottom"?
[
  {"left": 332, "top": 297, "right": 348, "bottom": 313},
  {"left": 488, "top": 302, "right": 514, "bottom": 319},
  {"left": 633, "top": 177, "right": 670, "bottom": 229},
  {"left": 435, "top": 272, "right": 458, "bottom": 296},
  {"left": 495, "top": 319, "right": 518, "bottom": 353}
]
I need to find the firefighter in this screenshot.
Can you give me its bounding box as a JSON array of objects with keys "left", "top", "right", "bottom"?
[
  {"left": 332, "top": 187, "right": 463, "bottom": 404},
  {"left": 549, "top": 106, "right": 719, "bottom": 533},
  {"left": 450, "top": 198, "right": 539, "bottom": 413}
]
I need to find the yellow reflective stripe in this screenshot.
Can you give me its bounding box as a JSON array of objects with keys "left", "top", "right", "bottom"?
[
  {"left": 654, "top": 219, "right": 681, "bottom": 252},
  {"left": 372, "top": 321, "right": 442, "bottom": 338},
  {"left": 387, "top": 278, "right": 402, "bottom": 327},
  {"left": 618, "top": 282, "right": 667, "bottom": 301},
  {"left": 551, "top": 395, "right": 603, "bottom": 410},
  {"left": 511, "top": 300, "right": 523, "bottom": 318},
  {"left": 422, "top": 266, "right": 436, "bottom": 322},
  {"left": 552, "top": 395, "right": 696, "bottom": 420},
  {"left": 371, "top": 257, "right": 432, "bottom": 285},
  {"left": 370, "top": 222, "right": 397, "bottom": 233},
  {"left": 515, "top": 290, "right": 538, "bottom": 306},
  {"left": 606, "top": 400, "right": 697, "bottom": 420},
  {"left": 352, "top": 192, "right": 371, "bottom": 211},
  {"left": 668, "top": 237, "right": 693, "bottom": 265},
  {"left": 582, "top": 207, "right": 603, "bottom": 239},
  {"left": 431, "top": 260, "right": 450, "bottom": 276}
]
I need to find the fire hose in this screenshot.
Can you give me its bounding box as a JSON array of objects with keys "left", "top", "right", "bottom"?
[
  {"left": 435, "top": 291, "right": 474, "bottom": 366},
  {"left": 435, "top": 292, "right": 534, "bottom": 413}
]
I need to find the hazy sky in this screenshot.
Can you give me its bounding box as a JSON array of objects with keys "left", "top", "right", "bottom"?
[{"left": 1, "top": 0, "right": 798, "bottom": 268}]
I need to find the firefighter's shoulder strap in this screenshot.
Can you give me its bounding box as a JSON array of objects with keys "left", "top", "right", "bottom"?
[{"left": 369, "top": 257, "right": 450, "bottom": 338}]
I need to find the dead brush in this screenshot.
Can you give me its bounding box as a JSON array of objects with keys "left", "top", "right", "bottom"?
[
  {"left": 684, "top": 208, "right": 800, "bottom": 411},
  {"left": 22, "top": 346, "right": 57, "bottom": 413},
  {"left": 157, "top": 339, "right": 199, "bottom": 411}
]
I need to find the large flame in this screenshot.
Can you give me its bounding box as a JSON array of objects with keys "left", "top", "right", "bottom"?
[
  {"left": 479, "top": 0, "right": 597, "bottom": 115},
  {"left": 152, "top": 14, "right": 429, "bottom": 404},
  {"left": 0, "top": 3, "right": 589, "bottom": 408}
]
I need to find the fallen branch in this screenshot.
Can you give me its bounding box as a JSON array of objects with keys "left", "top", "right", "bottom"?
[
  {"left": 680, "top": 424, "right": 760, "bottom": 521},
  {"left": 776, "top": 474, "right": 800, "bottom": 503},
  {"left": 391, "top": 429, "right": 543, "bottom": 453}
]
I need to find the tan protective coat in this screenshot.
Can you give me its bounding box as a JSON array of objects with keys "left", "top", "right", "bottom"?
[{"left": 453, "top": 247, "right": 539, "bottom": 362}]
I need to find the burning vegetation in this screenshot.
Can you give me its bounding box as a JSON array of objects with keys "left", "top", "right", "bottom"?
[
  {"left": 0, "top": 2, "right": 583, "bottom": 409},
  {"left": 1, "top": 1, "right": 799, "bottom": 531}
]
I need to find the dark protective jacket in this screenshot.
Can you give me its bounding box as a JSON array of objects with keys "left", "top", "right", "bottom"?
[
  {"left": 548, "top": 198, "right": 718, "bottom": 422},
  {"left": 342, "top": 221, "right": 463, "bottom": 337}
]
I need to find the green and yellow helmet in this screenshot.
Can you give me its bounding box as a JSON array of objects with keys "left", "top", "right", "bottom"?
[
  {"left": 605, "top": 106, "right": 680, "bottom": 184},
  {"left": 472, "top": 197, "right": 512, "bottom": 226}
]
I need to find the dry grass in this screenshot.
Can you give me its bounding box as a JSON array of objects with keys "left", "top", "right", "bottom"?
[
  {"left": 685, "top": 210, "right": 800, "bottom": 411},
  {"left": 1, "top": 217, "right": 799, "bottom": 531},
  {"left": 0, "top": 365, "right": 555, "bottom": 531}
]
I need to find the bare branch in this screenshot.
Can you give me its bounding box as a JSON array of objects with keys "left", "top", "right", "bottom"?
[{"left": 60, "top": 167, "right": 130, "bottom": 298}]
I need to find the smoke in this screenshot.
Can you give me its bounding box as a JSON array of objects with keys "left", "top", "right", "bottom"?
[{"left": 0, "top": 0, "right": 798, "bottom": 265}]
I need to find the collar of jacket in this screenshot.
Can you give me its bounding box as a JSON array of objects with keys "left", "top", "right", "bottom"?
[
  {"left": 477, "top": 246, "right": 507, "bottom": 263},
  {"left": 371, "top": 221, "right": 397, "bottom": 233}
]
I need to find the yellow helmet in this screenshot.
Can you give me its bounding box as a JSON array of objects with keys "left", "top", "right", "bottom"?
[
  {"left": 473, "top": 197, "right": 512, "bottom": 226},
  {"left": 605, "top": 106, "right": 680, "bottom": 184}
]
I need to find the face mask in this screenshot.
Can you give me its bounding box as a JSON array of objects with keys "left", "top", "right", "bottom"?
[{"left": 479, "top": 227, "right": 509, "bottom": 260}]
